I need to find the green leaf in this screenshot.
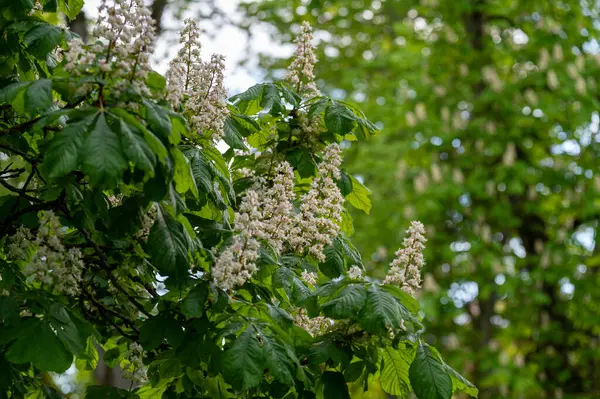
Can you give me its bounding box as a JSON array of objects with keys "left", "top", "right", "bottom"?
[
  {"left": 261, "top": 83, "right": 285, "bottom": 115},
  {"left": 147, "top": 206, "right": 191, "bottom": 280},
  {"left": 0, "top": 81, "right": 29, "bottom": 105},
  {"left": 346, "top": 175, "right": 371, "bottom": 214},
  {"left": 222, "top": 327, "right": 264, "bottom": 390},
  {"left": 359, "top": 285, "right": 405, "bottom": 334},
  {"left": 260, "top": 330, "right": 296, "bottom": 385},
  {"left": 147, "top": 71, "right": 166, "bottom": 92},
  {"left": 288, "top": 148, "right": 316, "bottom": 178},
  {"left": 337, "top": 171, "right": 353, "bottom": 196},
  {"left": 183, "top": 147, "right": 213, "bottom": 195},
  {"left": 58, "top": 0, "right": 84, "bottom": 19},
  {"left": 409, "top": 344, "right": 453, "bottom": 399},
  {"left": 81, "top": 112, "right": 128, "bottom": 188},
  {"left": 382, "top": 285, "right": 420, "bottom": 315},
  {"left": 230, "top": 84, "right": 264, "bottom": 114},
  {"left": 110, "top": 107, "right": 168, "bottom": 162},
  {"left": 5, "top": 319, "right": 72, "bottom": 373},
  {"left": 44, "top": 115, "right": 96, "bottom": 178},
  {"left": 223, "top": 115, "right": 248, "bottom": 150},
  {"left": 322, "top": 371, "right": 350, "bottom": 399},
  {"left": 24, "top": 23, "right": 63, "bottom": 58},
  {"left": 75, "top": 336, "right": 99, "bottom": 371},
  {"left": 278, "top": 83, "right": 301, "bottom": 107},
  {"left": 307, "top": 340, "right": 352, "bottom": 365},
  {"left": 135, "top": 380, "right": 168, "bottom": 398},
  {"left": 322, "top": 284, "right": 367, "bottom": 319},
  {"left": 343, "top": 361, "right": 364, "bottom": 383},
  {"left": 444, "top": 363, "right": 478, "bottom": 398},
  {"left": 308, "top": 98, "right": 329, "bottom": 119},
  {"left": 139, "top": 314, "right": 184, "bottom": 350},
  {"left": 24, "top": 79, "right": 52, "bottom": 115},
  {"left": 325, "top": 102, "right": 355, "bottom": 135},
  {"left": 0, "top": 297, "right": 19, "bottom": 327},
  {"left": 48, "top": 303, "right": 87, "bottom": 357},
  {"left": 380, "top": 345, "right": 415, "bottom": 396},
  {"left": 320, "top": 241, "right": 345, "bottom": 279},
  {"left": 118, "top": 116, "right": 156, "bottom": 174},
  {"left": 172, "top": 148, "right": 198, "bottom": 197},
  {"left": 86, "top": 386, "right": 137, "bottom": 399},
  {"left": 143, "top": 100, "right": 174, "bottom": 144},
  {"left": 181, "top": 282, "right": 208, "bottom": 318}
]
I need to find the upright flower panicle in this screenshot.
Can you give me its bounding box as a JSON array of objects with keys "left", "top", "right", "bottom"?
[
  {"left": 8, "top": 211, "right": 83, "bottom": 297},
  {"left": 64, "top": 0, "right": 156, "bottom": 96},
  {"left": 123, "top": 342, "right": 148, "bottom": 385},
  {"left": 384, "top": 221, "right": 427, "bottom": 296},
  {"left": 289, "top": 143, "right": 344, "bottom": 261},
  {"left": 166, "top": 19, "right": 229, "bottom": 141},
  {"left": 212, "top": 181, "right": 265, "bottom": 290},
  {"left": 260, "top": 162, "right": 296, "bottom": 253},
  {"left": 286, "top": 22, "right": 320, "bottom": 98}
]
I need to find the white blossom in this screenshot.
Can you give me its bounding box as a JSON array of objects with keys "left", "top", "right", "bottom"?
[
  {"left": 292, "top": 308, "right": 333, "bottom": 337},
  {"left": 301, "top": 271, "right": 318, "bottom": 286},
  {"left": 123, "top": 342, "right": 148, "bottom": 385},
  {"left": 286, "top": 22, "right": 320, "bottom": 98},
  {"left": 166, "top": 19, "right": 229, "bottom": 141},
  {"left": 289, "top": 144, "right": 344, "bottom": 261},
  {"left": 384, "top": 221, "right": 427, "bottom": 296},
  {"left": 212, "top": 180, "right": 265, "bottom": 291},
  {"left": 64, "top": 0, "right": 156, "bottom": 96},
  {"left": 7, "top": 211, "right": 83, "bottom": 297},
  {"left": 348, "top": 265, "right": 363, "bottom": 280}
]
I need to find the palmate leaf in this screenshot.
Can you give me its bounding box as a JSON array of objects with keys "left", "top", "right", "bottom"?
[
  {"left": 5, "top": 319, "right": 72, "bottom": 373},
  {"left": 324, "top": 101, "right": 355, "bottom": 135},
  {"left": 139, "top": 314, "right": 184, "bottom": 350},
  {"left": 322, "top": 371, "right": 351, "bottom": 399},
  {"left": 444, "top": 362, "right": 478, "bottom": 398},
  {"left": 379, "top": 344, "right": 415, "bottom": 396},
  {"left": 44, "top": 112, "right": 97, "bottom": 178},
  {"left": 23, "top": 23, "right": 63, "bottom": 58},
  {"left": 222, "top": 327, "right": 264, "bottom": 390},
  {"left": 81, "top": 112, "right": 128, "bottom": 188},
  {"left": 117, "top": 117, "right": 156, "bottom": 174},
  {"left": 359, "top": 285, "right": 406, "bottom": 334},
  {"left": 147, "top": 205, "right": 192, "bottom": 280},
  {"left": 58, "top": 0, "right": 84, "bottom": 19},
  {"left": 258, "top": 328, "right": 297, "bottom": 385},
  {"left": 346, "top": 174, "right": 372, "bottom": 214},
  {"left": 409, "top": 344, "right": 453, "bottom": 399},
  {"left": 321, "top": 284, "right": 367, "bottom": 319}
]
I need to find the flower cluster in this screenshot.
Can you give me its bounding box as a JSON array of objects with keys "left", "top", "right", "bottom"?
[
  {"left": 166, "top": 19, "right": 229, "bottom": 141},
  {"left": 286, "top": 22, "right": 320, "bottom": 98},
  {"left": 7, "top": 211, "right": 84, "bottom": 297},
  {"left": 64, "top": 0, "right": 156, "bottom": 96},
  {"left": 212, "top": 179, "right": 265, "bottom": 290},
  {"left": 348, "top": 265, "right": 363, "bottom": 280},
  {"left": 122, "top": 342, "right": 148, "bottom": 385},
  {"left": 213, "top": 145, "right": 346, "bottom": 290},
  {"left": 301, "top": 270, "right": 318, "bottom": 286},
  {"left": 259, "top": 162, "right": 296, "bottom": 253},
  {"left": 289, "top": 143, "right": 344, "bottom": 261},
  {"left": 292, "top": 308, "right": 334, "bottom": 337},
  {"left": 287, "top": 22, "right": 324, "bottom": 140},
  {"left": 384, "top": 221, "right": 427, "bottom": 296}
]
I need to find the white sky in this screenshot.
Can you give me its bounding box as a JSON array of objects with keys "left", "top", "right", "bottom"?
[{"left": 83, "top": 0, "right": 289, "bottom": 93}]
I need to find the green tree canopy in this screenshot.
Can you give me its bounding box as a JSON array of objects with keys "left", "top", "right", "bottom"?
[
  {"left": 241, "top": 0, "right": 600, "bottom": 397},
  {"left": 0, "top": 1, "right": 476, "bottom": 398}
]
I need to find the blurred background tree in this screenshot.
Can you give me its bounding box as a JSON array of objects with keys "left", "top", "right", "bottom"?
[{"left": 238, "top": 0, "right": 600, "bottom": 397}]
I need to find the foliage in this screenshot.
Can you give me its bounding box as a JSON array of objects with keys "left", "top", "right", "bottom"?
[
  {"left": 240, "top": 0, "right": 600, "bottom": 397},
  {"left": 0, "top": 1, "right": 476, "bottom": 398}
]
